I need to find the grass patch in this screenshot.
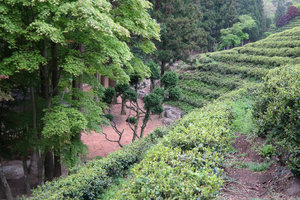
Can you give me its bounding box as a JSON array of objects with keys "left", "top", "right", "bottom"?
[
  {"left": 236, "top": 161, "right": 272, "bottom": 172},
  {"left": 231, "top": 98, "right": 256, "bottom": 135},
  {"left": 237, "top": 152, "right": 247, "bottom": 158},
  {"left": 247, "top": 162, "right": 272, "bottom": 172}
]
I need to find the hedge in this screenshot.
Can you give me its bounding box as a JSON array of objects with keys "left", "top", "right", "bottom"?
[
  {"left": 28, "top": 128, "right": 169, "bottom": 200},
  {"left": 253, "top": 65, "right": 300, "bottom": 175},
  {"left": 237, "top": 46, "right": 300, "bottom": 58},
  {"left": 209, "top": 53, "right": 295, "bottom": 67},
  {"left": 114, "top": 101, "right": 234, "bottom": 199},
  {"left": 180, "top": 72, "right": 242, "bottom": 90}
]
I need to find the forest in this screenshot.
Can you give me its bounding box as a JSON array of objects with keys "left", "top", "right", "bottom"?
[{"left": 0, "top": 0, "right": 299, "bottom": 199}]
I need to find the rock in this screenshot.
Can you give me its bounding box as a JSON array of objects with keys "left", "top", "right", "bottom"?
[
  {"left": 163, "top": 105, "right": 182, "bottom": 120},
  {"left": 138, "top": 90, "right": 146, "bottom": 99},
  {"left": 162, "top": 118, "right": 174, "bottom": 126}
]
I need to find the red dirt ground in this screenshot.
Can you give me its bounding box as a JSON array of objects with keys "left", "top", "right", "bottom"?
[{"left": 81, "top": 97, "right": 163, "bottom": 159}]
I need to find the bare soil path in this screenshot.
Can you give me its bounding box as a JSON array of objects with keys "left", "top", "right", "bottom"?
[{"left": 220, "top": 134, "right": 300, "bottom": 200}]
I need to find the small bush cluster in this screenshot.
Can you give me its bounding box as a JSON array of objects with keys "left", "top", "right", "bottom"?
[
  {"left": 253, "top": 65, "right": 300, "bottom": 175},
  {"left": 161, "top": 71, "right": 181, "bottom": 101},
  {"left": 114, "top": 102, "right": 234, "bottom": 199}
]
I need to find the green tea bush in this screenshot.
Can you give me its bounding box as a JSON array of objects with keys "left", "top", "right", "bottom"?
[
  {"left": 192, "top": 62, "right": 267, "bottom": 79},
  {"left": 253, "top": 65, "right": 300, "bottom": 175},
  {"left": 114, "top": 102, "right": 234, "bottom": 199},
  {"left": 180, "top": 72, "right": 241, "bottom": 90},
  {"left": 29, "top": 128, "right": 169, "bottom": 200},
  {"left": 238, "top": 46, "right": 300, "bottom": 58}
]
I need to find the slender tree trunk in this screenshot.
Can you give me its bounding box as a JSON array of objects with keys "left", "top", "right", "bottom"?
[
  {"left": 22, "top": 155, "right": 31, "bottom": 195},
  {"left": 53, "top": 153, "right": 61, "bottom": 178},
  {"left": 121, "top": 98, "right": 126, "bottom": 115},
  {"left": 39, "top": 40, "right": 55, "bottom": 182},
  {"left": 140, "top": 110, "right": 150, "bottom": 138},
  {"left": 160, "top": 61, "right": 166, "bottom": 85},
  {"left": 132, "top": 101, "right": 140, "bottom": 142},
  {"left": 51, "top": 42, "right": 62, "bottom": 178},
  {"left": 44, "top": 152, "right": 54, "bottom": 181},
  {"left": 150, "top": 79, "right": 155, "bottom": 92},
  {"left": 109, "top": 79, "right": 117, "bottom": 104},
  {"left": 100, "top": 76, "right": 105, "bottom": 87},
  {"left": 37, "top": 152, "right": 45, "bottom": 185},
  {"left": 31, "top": 85, "right": 45, "bottom": 185},
  {"left": 0, "top": 159, "right": 13, "bottom": 200}
]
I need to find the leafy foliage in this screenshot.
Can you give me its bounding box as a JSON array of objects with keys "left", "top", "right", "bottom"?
[
  {"left": 253, "top": 65, "right": 300, "bottom": 175},
  {"left": 114, "top": 102, "right": 234, "bottom": 199},
  {"left": 235, "top": 0, "right": 266, "bottom": 41},
  {"left": 29, "top": 128, "right": 169, "bottom": 200},
  {"left": 103, "top": 88, "right": 116, "bottom": 105},
  {"left": 219, "top": 15, "right": 257, "bottom": 49},
  {"left": 277, "top": 6, "right": 300, "bottom": 27},
  {"left": 161, "top": 71, "right": 179, "bottom": 89},
  {"left": 150, "top": 0, "right": 206, "bottom": 74}
]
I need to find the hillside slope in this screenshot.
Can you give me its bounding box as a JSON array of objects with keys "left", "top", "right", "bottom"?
[
  {"left": 168, "top": 26, "right": 300, "bottom": 112},
  {"left": 275, "top": 16, "right": 300, "bottom": 33},
  {"left": 28, "top": 26, "right": 300, "bottom": 200}
]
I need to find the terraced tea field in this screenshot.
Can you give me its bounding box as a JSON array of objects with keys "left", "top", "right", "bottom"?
[{"left": 168, "top": 26, "right": 300, "bottom": 112}]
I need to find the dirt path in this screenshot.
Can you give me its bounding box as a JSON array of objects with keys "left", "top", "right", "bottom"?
[{"left": 220, "top": 134, "right": 300, "bottom": 200}]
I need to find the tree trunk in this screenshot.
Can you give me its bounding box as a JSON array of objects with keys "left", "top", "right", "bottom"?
[
  {"left": 109, "top": 79, "right": 117, "bottom": 104},
  {"left": 140, "top": 110, "right": 150, "bottom": 138},
  {"left": 44, "top": 152, "right": 54, "bottom": 181},
  {"left": 53, "top": 153, "right": 61, "bottom": 178},
  {"left": 121, "top": 98, "right": 126, "bottom": 115},
  {"left": 31, "top": 86, "right": 45, "bottom": 185},
  {"left": 160, "top": 61, "right": 166, "bottom": 84},
  {"left": 0, "top": 159, "right": 13, "bottom": 200},
  {"left": 37, "top": 151, "right": 45, "bottom": 185},
  {"left": 22, "top": 155, "right": 31, "bottom": 195},
  {"left": 132, "top": 101, "right": 140, "bottom": 142},
  {"left": 51, "top": 42, "right": 62, "bottom": 177},
  {"left": 150, "top": 79, "right": 155, "bottom": 92}
]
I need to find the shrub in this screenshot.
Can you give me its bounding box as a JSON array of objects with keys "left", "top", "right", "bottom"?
[
  {"left": 161, "top": 71, "right": 179, "bottom": 89},
  {"left": 115, "top": 83, "right": 130, "bottom": 96},
  {"left": 168, "top": 86, "right": 181, "bottom": 101},
  {"left": 126, "top": 117, "right": 137, "bottom": 124},
  {"left": 114, "top": 102, "right": 234, "bottom": 199},
  {"left": 122, "top": 89, "right": 137, "bottom": 102},
  {"left": 103, "top": 87, "right": 116, "bottom": 104},
  {"left": 258, "top": 144, "right": 275, "bottom": 158},
  {"left": 105, "top": 114, "right": 114, "bottom": 121},
  {"left": 253, "top": 65, "right": 300, "bottom": 175}
]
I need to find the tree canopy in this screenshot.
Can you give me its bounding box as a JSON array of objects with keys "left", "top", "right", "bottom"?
[{"left": 0, "top": 0, "right": 160, "bottom": 183}]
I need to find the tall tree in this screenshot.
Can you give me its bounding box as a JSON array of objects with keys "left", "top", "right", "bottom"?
[
  {"left": 235, "top": 0, "right": 266, "bottom": 41},
  {"left": 150, "top": 0, "right": 206, "bottom": 75},
  {"left": 199, "top": 0, "right": 237, "bottom": 51}
]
